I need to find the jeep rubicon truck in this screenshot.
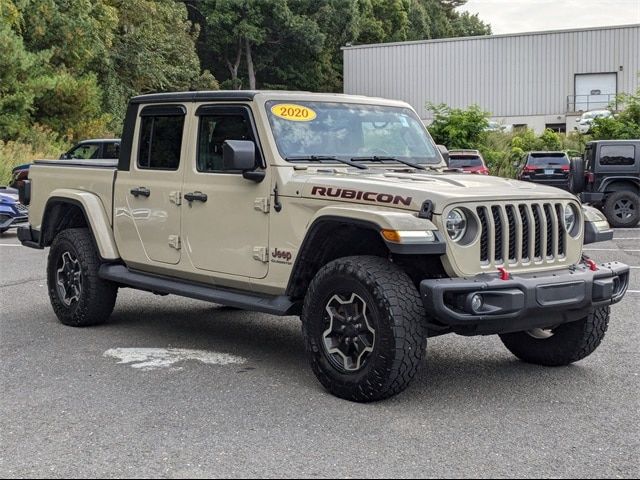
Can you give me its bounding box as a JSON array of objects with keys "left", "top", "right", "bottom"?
[
  {"left": 18, "top": 91, "right": 630, "bottom": 402},
  {"left": 569, "top": 140, "right": 640, "bottom": 227}
]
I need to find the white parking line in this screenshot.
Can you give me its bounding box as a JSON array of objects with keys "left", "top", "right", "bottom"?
[
  {"left": 0, "top": 244, "right": 22, "bottom": 247},
  {"left": 612, "top": 238, "right": 640, "bottom": 240}
]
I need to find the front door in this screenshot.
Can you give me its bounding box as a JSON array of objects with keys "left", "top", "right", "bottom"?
[
  {"left": 114, "top": 105, "right": 187, "bottom": 265},
  {"left": 181, "top": 105, "right": 270, "bottom": 278}
]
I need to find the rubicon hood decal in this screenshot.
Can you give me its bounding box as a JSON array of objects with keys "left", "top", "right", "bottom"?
[{"left": 311, "top": 186, "right": 413, "bottom": 206}]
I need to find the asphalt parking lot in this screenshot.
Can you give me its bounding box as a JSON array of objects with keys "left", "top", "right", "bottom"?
[{"left": 1, "top": 229, "right": 639, "bottom": 478}]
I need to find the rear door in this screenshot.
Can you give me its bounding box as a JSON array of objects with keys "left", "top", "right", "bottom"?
[
  {"left": 113, "top": 104, "right": 188, "bottom": 266},
  {"left": 181, "top": 104, "right": 270, "bottom": 278}
]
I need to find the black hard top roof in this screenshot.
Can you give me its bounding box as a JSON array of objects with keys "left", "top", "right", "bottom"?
[{"left": 130, "top": 91, "right": 259, "bottom": 104}]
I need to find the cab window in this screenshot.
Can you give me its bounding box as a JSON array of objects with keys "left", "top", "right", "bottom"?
[
  {"left": 68, "top": 144, "right": 100, "bottom": 159},
  {"left": 103, "top": 142, "right": 120, "bottom": 160},
  {"left": 197, "top": 108, "right": 258, "bottom": 173},
  {"left": 137, "top": 114, "right": 185, "bottom": 170}
]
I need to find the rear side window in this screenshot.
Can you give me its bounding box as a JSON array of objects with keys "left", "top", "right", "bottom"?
[
  {"left": 137, "top": 107, "right": 185, "bottom": 170},
  {"left": 599, "top": 145, "right": 635, "bottom": 166},
  {"left": 103, "top": 142, "right": 120, "bottom": 160}
]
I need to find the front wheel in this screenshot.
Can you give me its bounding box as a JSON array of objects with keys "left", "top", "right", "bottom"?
[
  {"left": 302, "top": 256, "right": 427, "bottom": 402},
  {"left": 47, "top": 228, "right": 118, "bottom": 327},
  {"left": 499, "top": 306, "right": 610, "bottom": 366}
]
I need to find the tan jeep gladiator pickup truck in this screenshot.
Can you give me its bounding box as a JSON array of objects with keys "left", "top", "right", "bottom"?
[{"left": 18, "top": 91, "right": 629, "bottom": 402}]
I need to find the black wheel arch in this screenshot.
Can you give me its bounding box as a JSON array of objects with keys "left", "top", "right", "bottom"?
[
  {"left": 40, "top": 197, "right": 109, "bottom": 262},
  {"left": 601, "top": 178, "right": 640, "bottom": 196},
  {"left": 286, "top": 216, "right": 447, "bottom": 301}
]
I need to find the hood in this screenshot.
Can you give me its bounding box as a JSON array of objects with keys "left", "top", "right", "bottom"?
[
  {"left": 290, "top": 168, "right": 576, "bottom": 214},
  {"left": 0, "top": 192, "right": 18, "bottom": 204}
]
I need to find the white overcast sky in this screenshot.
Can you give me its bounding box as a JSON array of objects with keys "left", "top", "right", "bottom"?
[{"left": 459, "top": 0, "right": 640, "bottom": 34}]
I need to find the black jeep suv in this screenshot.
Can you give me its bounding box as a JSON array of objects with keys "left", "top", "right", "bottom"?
[{"left": 570, "top": 140, "right": 640, "bottom": 227}]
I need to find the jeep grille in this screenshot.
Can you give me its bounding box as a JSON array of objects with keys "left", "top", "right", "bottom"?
[{"left": 443, "top": 200, "right": 582, "bottom": 276}]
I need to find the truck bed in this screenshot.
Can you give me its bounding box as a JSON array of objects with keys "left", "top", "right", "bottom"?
[{"left": 28, "top": 159, "right": 117, "bottom": 230}]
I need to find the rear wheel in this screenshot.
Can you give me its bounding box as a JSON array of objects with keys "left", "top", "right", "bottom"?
[
  {"left": 499, "top": 306, "right": 610, "bottom": 366},
  {"left": 604, "top": 191, "right": 640, "bottom": 227},
  {"left": 302, "top": 256, "right": 426, "bottom": 402},
  {"left": 47, "top": 228, "right": 118, "bottom": 327}
]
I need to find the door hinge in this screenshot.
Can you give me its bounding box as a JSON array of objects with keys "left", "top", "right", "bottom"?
[
  {"left": 254, "top": 197, "right": 270, "bottom": 213},
  {"left": 253, "top": 246, "right": 269, "bottom": 263},
  {"left": 169, "top": 191, "right": 182, "bottom": 206},
  {"left": 168, "top": 235, "right": 181, "bottom": 250}
]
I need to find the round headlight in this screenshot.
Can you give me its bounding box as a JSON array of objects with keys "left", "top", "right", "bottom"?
[
  {"left": 564, "top": 204, "right": 577, "bottom": 234},
  {"left": 446, "top": 208, "right": 467, "bottom": 242}
]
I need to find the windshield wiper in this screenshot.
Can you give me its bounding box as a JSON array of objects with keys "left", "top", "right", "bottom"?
[
  {"left": 285, "top": 155, "right": 368, "bottom": 170},
  {"left": 351, "top": 156, "right": 427, "bottom": 171}
]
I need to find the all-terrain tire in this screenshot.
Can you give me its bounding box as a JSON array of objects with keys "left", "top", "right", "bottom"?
[
  {"left": 499, "top": 306, "right": 610, "bottom": 366},
  {"left": 302, "top": 255, "right": 427, "bottom": 402},
  {"left": 47, "top": 228, "right": 117, "bottom": 327},
  {"left": 604, "top": 191, "right": 640, "bottom": 227}
]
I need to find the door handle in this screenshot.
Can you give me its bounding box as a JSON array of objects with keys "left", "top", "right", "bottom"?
[
  {"left": 130, "top": 187, "right": 151, "bottom": 198},
  {"left": 184, "top": 191, "right": 208, "bottom": 203}
]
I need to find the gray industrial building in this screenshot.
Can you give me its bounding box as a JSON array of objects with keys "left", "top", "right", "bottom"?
[{"left": 343, "top": 24, "right": 640, "bottom": 133}]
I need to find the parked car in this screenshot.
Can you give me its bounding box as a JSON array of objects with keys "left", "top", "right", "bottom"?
[
  {"left": 447, "top": 150, "right": 490, "bottom": 174},
  {"left": 575, "top": 110, "right": 612, "bottom": 134},
  {"left": 17, "top": 90, "right": 628, "bottom": 402},
  {"left": 10, "top": 139, "right": 121, "bottom": 189},
  {"left": 516, "top": 151, "right": 570, "bottom": 189},
  {"left": 485, "top": 121, "right": 512, "bottom": 133},
  {"left": 0, "top": 187, "right": 28, "bottom": 234},
  {"left": 569, "top": 139, "right": 640, "bottom": 227}
]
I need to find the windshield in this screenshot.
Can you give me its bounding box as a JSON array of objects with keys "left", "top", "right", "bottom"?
[
  {"left": 449, "top": 156, "right": 483, "bottom": 168},
  {"left": 266, "top": 101, "right": 440, "bottom": 164},
  {"left": 528, "top": 153, "right": 569, "bottom": 167}
]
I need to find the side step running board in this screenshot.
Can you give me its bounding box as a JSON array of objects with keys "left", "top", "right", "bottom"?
[{"left": 99, "top": 264, "right": 300, "bottom": 316}]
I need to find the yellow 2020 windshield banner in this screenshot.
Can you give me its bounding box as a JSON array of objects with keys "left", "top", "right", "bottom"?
[{"left": 271, "top": 104, "right": 317, "bottom": 122}]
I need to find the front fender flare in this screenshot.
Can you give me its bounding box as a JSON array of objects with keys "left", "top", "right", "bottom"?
[
  {"left": 306, "top": 205, "right": 446, "bottom": 255},
  {"left": 44, "top": 189, "right": 120, "bottom": 260}
]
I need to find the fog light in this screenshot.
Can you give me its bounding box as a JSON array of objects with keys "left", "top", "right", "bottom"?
[{"left": 471, "top": 294, "right": 483, "bottom": 313}]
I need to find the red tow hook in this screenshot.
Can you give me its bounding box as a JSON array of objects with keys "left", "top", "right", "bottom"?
[
  {"left": 498, "top": 267, "right": 510, "bottom": 281},
  {"left": 583, "top": 256, "right": 598, "bottom": 272}
]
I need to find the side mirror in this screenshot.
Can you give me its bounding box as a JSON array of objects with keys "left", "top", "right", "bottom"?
[
  {"left": 60, "top": 153, "right": 69, "bottom": 160},
  {"left": 437, "top": 145, "right": 449, "bottom": 166},
  {"left": 222, "top": 140, "right": 265, "bottom": 182}
]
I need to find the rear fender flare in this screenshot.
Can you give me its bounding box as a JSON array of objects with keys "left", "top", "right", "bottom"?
[{"left": 43, "top": 189, "right": 120, "bottom": 260}]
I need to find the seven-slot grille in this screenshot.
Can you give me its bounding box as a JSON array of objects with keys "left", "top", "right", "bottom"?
[{"left": 476, "top": 202, "right": 568, "bottom": 266}]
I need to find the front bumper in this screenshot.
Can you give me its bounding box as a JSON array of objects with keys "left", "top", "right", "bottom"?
[
  {"left": 420, "top": 261, "right": 629, "bottom": 336},
  {"left": 0, "top": 214, "right": 28, "bottom": 230}
]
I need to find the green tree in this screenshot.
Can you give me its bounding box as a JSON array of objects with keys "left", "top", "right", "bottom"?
[
  {"left": 102, "top": 0, "right": 217, "bottom": 128},
  {"left": 0, "top": 17, "right": 40, "bottom": 139},
  {"left": 591, "top": 87, "right": 640, "bottom": 140},
  {"left": 426, "top": 103, "right": 490, "bottom": 148},
  {"left": 19, "top": 0, "right": 118, "bottom": 74},
  {"left": 202, "top": 0, "right": 324, "bottom": 90}
]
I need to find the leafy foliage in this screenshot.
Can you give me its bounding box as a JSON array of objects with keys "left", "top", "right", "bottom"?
[
  {"left": 1, "top": 0, "right": 492, "bottom": 166},
  {"left": 425, "top": 103, "right": 584, "bottom": 178},
  {"left": 427, "top": 103, "right": 490, "bottom": 148},
  {"left": 591, "top": 88, "right": 640, "bottom": 140}
]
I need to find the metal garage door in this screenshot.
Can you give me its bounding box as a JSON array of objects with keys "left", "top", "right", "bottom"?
[{"left": 575, "top": 73, "right": 617, "bottom": 111}]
